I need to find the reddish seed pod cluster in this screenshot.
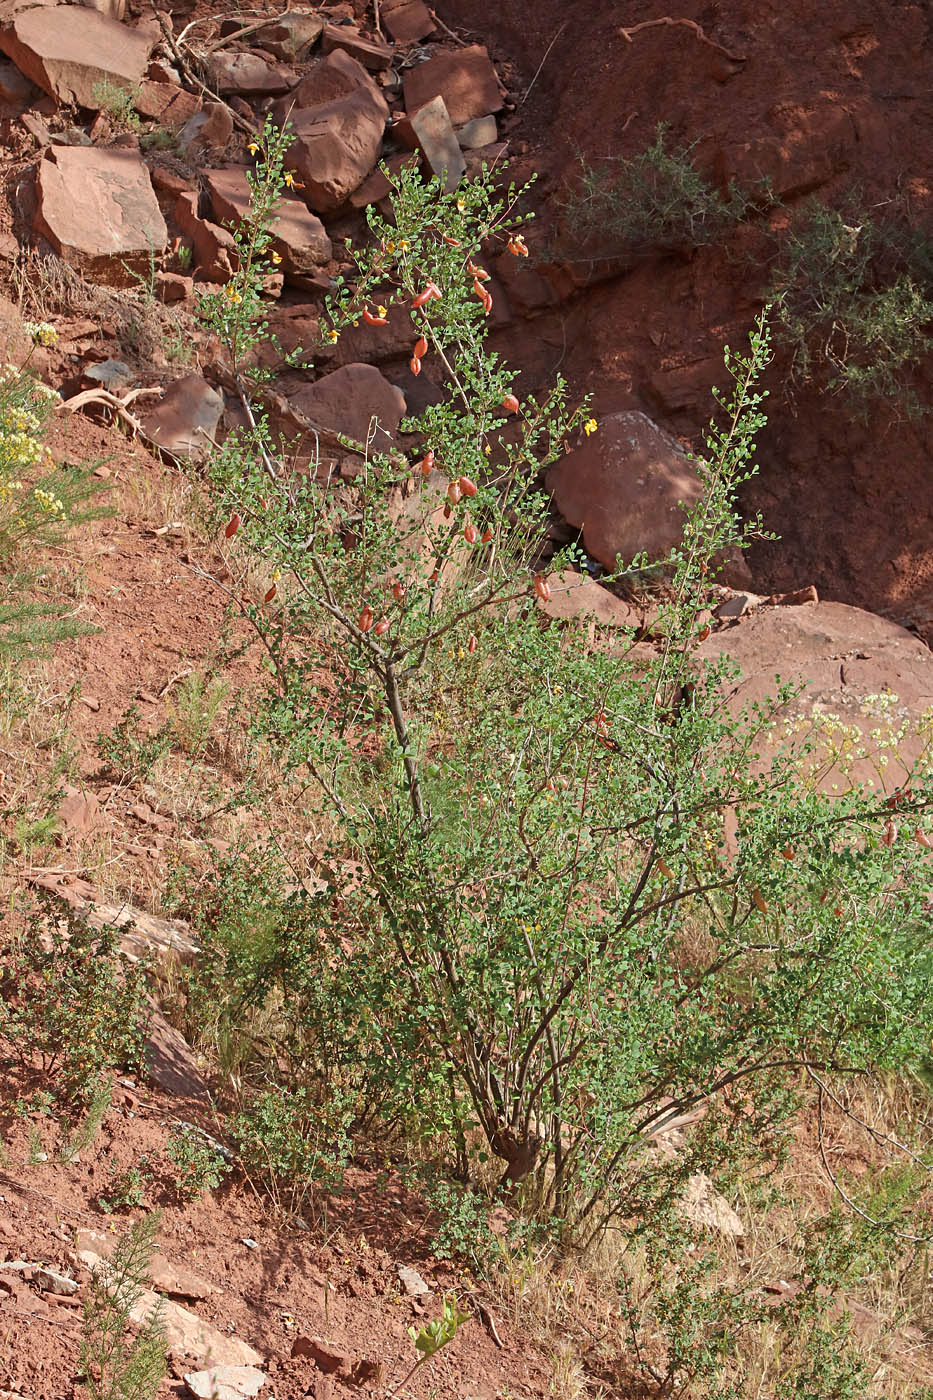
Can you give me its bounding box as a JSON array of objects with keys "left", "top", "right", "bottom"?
[
  {"left": 224, "top": 512, "right": 241, "bottom": 538},
  {"left": 412, "top": 282, "right": 442, "bottom": 308},
  {"left": 373, "top": 618, "right": 390, "bottom": 637},
  {"left": 464, "top": 520, "right": 478, "bottom": 545},
  {"left": 882, "top": 819, "right": 897, "bottom": 847},
  {"left": 358, "top": 606, "right": 374, "bottom": 633},
  {"left": 264, "top": 583, "right": 277, "bottom": 603},
  {"left": 533, "top": 575, "right": 551, "bottom": 602},
  {"left": 417, "top": 448, "right": 435, "bottom": 476},
  {"left": 468, "top": 634, "right": 477, "bottom": 654},
  {"left": 502, "top": 394, "right": 520, "bottom": 415},
  {"left": 447, "top": 480, "right": 462, "bottom": 507},
  {"left": 481, "top": 527, "right": 493, "bottom": 543},
  {"left": 392, "top": 580, "right": 406, "bottom": 602},
  {"left": 507, "top": 234, "right": 529, "bottom": 257},
  {"left": 459, "top": 475, "right": 477, "bottom": 497},
  {"left": 362, "top": 308, "right": 388, "bottom": 326}
]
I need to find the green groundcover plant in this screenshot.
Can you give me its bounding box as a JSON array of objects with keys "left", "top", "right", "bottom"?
[{"left": 187, "top": 124, "right": 933, "bottom": 1249}]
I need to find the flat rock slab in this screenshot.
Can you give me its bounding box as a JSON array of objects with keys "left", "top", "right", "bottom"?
[
  {"left": 144, "top": 1006, "right": 212, "bottom": 1101},
  {"left": 75, "top": 1230, "right": 215, "bottom": 1300},
  {"left": 185, "top": 1366, "right": 266, "bottom": 1399},
  {"left": 131, "top": 1291, "right": 261, "bottom": 1367},
  {"left": 380, "top": 0, "right": 435, "bottom": 45},
  {"left": 288, "top": 363, "right": 405, "bottom": 451},
  {"left": 205, "top": 167, "right": 332, "bottom": 274},
  {"left": 320, "top": 23, "right": 393, "bottom": 71},
  {"left": 142, "top": 374, "right": 223, "bottom": 461},
  {"left": 404, "top": 95, "right": 464, "bottom": 190},
  {"left": 403, "top": 44, "right": 503, "bottom": 126},
  {"left": 537, "top": 571, "right": 642, "bottom": 629},
  {"left": 546, "top": 411, "right": 702, "bottom": 570},
  {"left": 0, "top": 6, "right": 152, "bottom": 108},
  {"left": 35, "top": 146, "right": 166, "bottom": 285},
  {"left": 207, "top": 51, "right": 296, "bottom": 96}
]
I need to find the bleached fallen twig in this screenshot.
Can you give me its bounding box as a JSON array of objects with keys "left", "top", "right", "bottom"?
[{"left": 618, "top": 17, "right": 746, "bottom": 64}]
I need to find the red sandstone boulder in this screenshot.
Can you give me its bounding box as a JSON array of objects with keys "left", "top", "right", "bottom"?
[
  {"left": 273, "top": 47, "right": 377, "bottom": 120},
  {"left": 34, "top": 146, "right": 166, "bottom": 285},
  {"left": 0, "top": 6, "right": 152, "bottom": 108},
  {"left": 320, "top": 23, "right": 393, "bottom": 71},
  {"left": 285, "top": 87, "right": 389, "bottom": 212},
  {"left": 204, "top": 167, "right": 332, "bottom": 275},
  {"left": 546, "top": 411, "right": 702, "bottom": 570}
]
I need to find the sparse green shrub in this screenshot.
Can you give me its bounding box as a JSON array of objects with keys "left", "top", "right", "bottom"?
[
  {"left": 419, "top": 1176, "right": 502, "bottom": 1273},
  {"left": 95, "top": 704, "right": 173, "bottom": 785},
  {"left": 228, "top": 1085, "right": 352, "bottom": 1215},
  {"left": 166, "top": 669, "right": 231, "bottom": 757},
  {"left": 79, "top": 1212, "right": 166, "bottom": 1400},
  {"left": 0, "top": 897, "right": 150, "bottom": 1105},
  {"left": 193, "top": 141, "right": 933, "bottom": 1249},
  {"left": 61, "top": 1077, "right": 114, "bottom": 1163},
  {"left": 561, "top": 123, "right": 760, "bottom": 259},
  {"left": 97, "top": 1158, "right": 151, "bottom": 1215},
  {"left": 90, "top": 80, "right": 142, "bottom": 133},
  {"left": 165, "top": 1127, "right": 230, "bottom": 1201},
  {"left": 768, "top": 201, "right": 933, "bottom": 415}
]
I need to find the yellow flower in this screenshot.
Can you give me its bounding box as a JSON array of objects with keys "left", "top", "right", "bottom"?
[
  {"left": 325, "top": 328, "right": 340, "bottom": 343},
  {"left": 270, "top": 250, "right": 282, "bottom": 265},
  {"left": 484, "top": 445, "right": 491, "bottom": 455},
  {"left": 398, "top": 238, "right": 410, "bottom": 250},
  {"left": 283, "top": 171, "right": 299, "bottom": 189},
  {"left": 248, "top": 142, "right": 259, "bottom": 155},
  {"left": 376, "top": 305, "right": 388, "bottom": 318},
  {"left": 456, "top": 197, "right": 465, "bottom": 211},
  {"left": 584, "top": 417, "right": 598, "bottom": 436}
]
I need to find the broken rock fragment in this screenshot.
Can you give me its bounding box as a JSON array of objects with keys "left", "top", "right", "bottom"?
[
  {"left": 402, "top": 44, "right": 503, "bottom": 126},
  {"left": 380, "top": 0, "right": 435, "bottom": 45},
  {"left": 142, "top": 375, "right": 224, "bottom": 463},
  {"left": 0, "top": 6, "right": 152, "bottom": 108},
  {"left": 399, "top": 95, "right": 464, "bottom": 190},
  {"left": 320, "top": 22, "right": 393, "bottom": 71},
  {"left": 34, "top": 146, "right": 167, "bottom": 285},
  {"left": 206, "top": 51, "right": 296, "bottom": 97}
]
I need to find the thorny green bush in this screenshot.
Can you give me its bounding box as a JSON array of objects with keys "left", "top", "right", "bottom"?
[
  {"left": 767, "top": 201, "right": 933, "bottom": 416},
  {"left": 560, "top": 123, "right": 760, "bottom": 260},
  {"left": 228, "top": 1085, "right": 352, "bottom": 1216},
  {"left": 190, "top": 127, "right": 933, "bottom": 1232},
  {"left": 0, "top": 896, "right": 150, "bottom": 1105},
  {"left": 178, "top": 127, "right": 933, "bottom": 1391}
]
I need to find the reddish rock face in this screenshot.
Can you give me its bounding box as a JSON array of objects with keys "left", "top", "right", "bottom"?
[
  {"left": 402, "top": 44, "right": 503, "bottom": 126},
  {"left": 34, "top": 146, "right": 167, "bottom": 285},
  {"left": 285, "top": 87, "right": 389, "bottom": 213},
  {"left": 288, "top": 363, "right": 406, "bottom": 451},
  {"left": 0, "top": 6, "right": 152, "bottom": 108},
  {"left": 204, "top": 167, "right": 332, "bottom": 274},
  {"left": 546, "top": 411, "right": 703, "bottom": 571}
]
